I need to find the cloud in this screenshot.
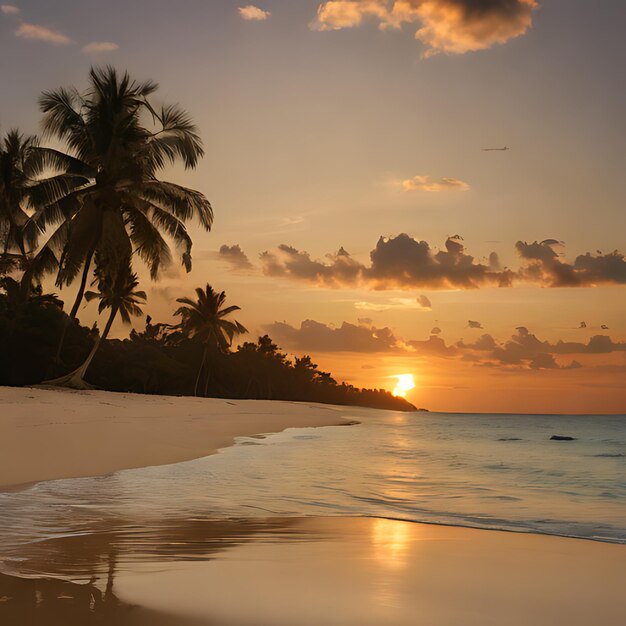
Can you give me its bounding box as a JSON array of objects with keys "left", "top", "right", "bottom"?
[
  {"left": 488, "top": 251, "right": 501, "bottom": 271},
  {"left": 313, "top": 0, "right": 538, "bottom": 56},
  {"left": 408, "top": 334, "right": 457, "bottom": 356},
  {"left": 1, "top": 4, "right": 19, "bottom": 15},
  {"left": 262, "top": 317, "right": 626, "bottom": 375},
  {"left": 552, "top": 335, "right": 626, "bottom": 355},
  {"left": 261, "top": 235, "right": 626, "bottom": 291},
  {"left": 403, "top": 0, "right": 538, "bottom": 58},
  {"left": 261, "top": 244, "right": 363, "bottom": 288},
  {"left": 528, "top": 353, "right": 563, "bottom": 370},
  {"left": 313, "top": 0, "right": 388, "bottom": 30},
  {"left": 417, "top": 294, "right": 432, "bottom": 309},
  {"left": 82, "top": 41, "right": 119, "bottom": 54},
  {"left": 265, "top": 319, "right": 402, "bottom": 352},
  {"left": 402, "top": 175, "right": 470, "bottom": 192},
  {"left": 354, "top": 296, "right": 432, "bottom": 311},
  {"left": 219, "top": 244, "right": 254, "bottom": 271},
  {"left": 366, "top": 234, "right": 513, "bottom": 289},
  {"left": 516, "top": 240, "right": 626, "bottom": 287},
  {"left": 467, "top": 320, "right": 483, "bottom": 329},
  {"left": 15, "top": 22, "right": 71, "bottom": 45},
  {"left": 239, "top": 5, "right": 271, "bottom": 20},
  {"left": 457, "top": 327, "right": 626, "bottom": 369}
]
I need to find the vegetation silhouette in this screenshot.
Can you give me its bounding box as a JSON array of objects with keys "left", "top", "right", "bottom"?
[
  {"left": 47, "top": 259, "right": 146, "bottom": 389},
  {"left": 0, "top": 289, "right": 414, "bottom": 410},
  {"left": 173, "top": 284, "right": 248, "bottom": 396},
  {"left": 0, "top": 67, "right": 415, "bottom": 412},
  {"left": 36, "top": 67, "right": 212, "bottom": 368}
]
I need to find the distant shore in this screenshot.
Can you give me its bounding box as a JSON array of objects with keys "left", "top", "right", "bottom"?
[{"left": 0, "top": 386, "right": 354, "bottom": 491}]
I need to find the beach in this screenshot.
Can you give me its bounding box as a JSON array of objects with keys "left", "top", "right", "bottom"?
[
  {"left": 1, "top": 517, "right": 625, "bottom": 626},
  {"left": 1, "top": 387, "right": 625, "bottom": 625},
  {"left": 0, "top": 386, "right": 353, "bottom": 491}
]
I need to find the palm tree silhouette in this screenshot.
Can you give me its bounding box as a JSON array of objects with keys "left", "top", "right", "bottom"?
[
  {"left": 35, "top": 67, "right": 213, "bottom": 361},
  {"left": 0, "top": 131, "right": 39, "bottom": 261},
  {"left": 1, "top": 130, "right": 88, "bottom": 302},
  {"left": 47, "top": 259, "right": 146, "bottom": 388},
  {"left": 174, "top": 284, "right": 247, "bottom": 396}
]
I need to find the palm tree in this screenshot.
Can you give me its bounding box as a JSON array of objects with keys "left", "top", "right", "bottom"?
[
  {"left": 35, "top": 67, "right": 213, "bottom": 358},
  {"left": 0, "top": 130, "right": 38, "bottom": 261},
  {"left": 174, "top": 284, "right": 247, "bottom": 396},
  {"left": 46, "top": 259, "right": 146, "bottom": 389},
  {"left": 0, "top": 129, "right": 86, "bottom": 282}
]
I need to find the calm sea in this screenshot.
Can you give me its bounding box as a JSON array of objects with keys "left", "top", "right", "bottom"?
[{"left": 1, "top": 407, "right": 625, "bottom": 577}]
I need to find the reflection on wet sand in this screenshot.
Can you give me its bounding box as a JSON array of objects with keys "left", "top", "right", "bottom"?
[
  {"left": 0, "top": 517, "right": 311, "bottom": 626},
  {"left": 0, "top": 572, "right": 216, "bottom": 626},
  {"left": 2, "top": 516, "right": 625, "bottom": 626}
]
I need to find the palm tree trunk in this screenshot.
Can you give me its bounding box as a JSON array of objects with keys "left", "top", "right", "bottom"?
[
  {"left": 53, "top": 246, "right": 97, "bottom": 364},
  {"left": 203, "top": 361, "right": 212, "bottom": 397},
  {"left": 194, "top": 345, "right": 208, "bottom": 396},
  {"left": 18, "top": 268, "right": 34, "bottom": 302},
  {"left": 45, "top": 305, "right": 117, "bottom": 389}
]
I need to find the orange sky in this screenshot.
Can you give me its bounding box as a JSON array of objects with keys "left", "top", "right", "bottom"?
[{"left": 2, "top": 1, "right": 625, "bottom": 412}]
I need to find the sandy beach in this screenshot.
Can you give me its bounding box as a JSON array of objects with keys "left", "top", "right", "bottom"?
[
  {"left": 0, "top": 386, "right": 353, "bottom": 491},
  {"left": 1, "top": 387, "right": 625, "bottom": 625}
]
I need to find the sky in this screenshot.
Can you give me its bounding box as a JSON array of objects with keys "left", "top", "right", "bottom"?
[{"left": 1, "top": 0, "right": 625, "bottom": 413}]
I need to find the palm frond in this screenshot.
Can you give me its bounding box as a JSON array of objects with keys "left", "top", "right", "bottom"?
[
  {"left": 139, "top": 181, "right": 213, "bottom": 230},
  {"left": 124, "top": 205, "right": 172, "bottom": 279}
]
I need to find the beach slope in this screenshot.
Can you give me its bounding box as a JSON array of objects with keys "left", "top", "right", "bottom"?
[{"left": 0, "top": 386, "right": 352, "bottom": 491}]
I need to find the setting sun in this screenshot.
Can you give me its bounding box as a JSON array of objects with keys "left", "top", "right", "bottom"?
[{"left": 392, "top": 374, "right": 416, "bottom": 398}]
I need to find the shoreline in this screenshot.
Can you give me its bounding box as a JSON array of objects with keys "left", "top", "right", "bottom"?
[
  {"left": 0, "top": 386, "right": 355, "bottom": 492},
  {"left": 2, "top": 386, "right": 623, "bottom": 546}
]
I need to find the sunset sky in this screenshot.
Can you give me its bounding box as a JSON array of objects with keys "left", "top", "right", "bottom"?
[{"left": 1, "top": 0, "right": 625, "bottom": 412}]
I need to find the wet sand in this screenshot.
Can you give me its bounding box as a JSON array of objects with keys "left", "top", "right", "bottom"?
[
  {"left": 0, "top": 386, "right": 353, "bottom": 491},
  {"left": 1, "top": 517, "right": 625, "bottom": 626}
]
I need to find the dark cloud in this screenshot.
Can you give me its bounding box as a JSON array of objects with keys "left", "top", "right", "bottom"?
[
  {"left": 467, "top": 320, "right": 483, "bottom": 329},
  {"left": 458, "top": 327, "right": 626, "bottom": 368},
  {"left": 261, "top": 317, "right": 626, "bottom": 374},
  {"left": 431, "top": 326, "right": 442, "bottom": 335},
  {"left": 529, "top": 354, "right": 582, "bottom": 370},
  {"left": 417, "top": 295, "right": 432, "bottom": 309},
  {"left": 261, "top": 234, "right": 513, "bottom": 290},
  {"left": 219, "top": 244, "right": 254, "bottom": 270},
  {"left": 260, "top": 245, "right": 362, "bottom": 287},
  {"left": 461, "top": 333, "right": 497, "bottom": 350},
  {"left": 264, "top": 319, "right": 401, "bottom": 352},
  {"left": 488, "top": 251, "right": 501, "bottom": 271},
  {"left": 516, "top": 240, "right": 626, "bottom": 287},
  {"left": 407, "top": 335, "right": 457, "bottom": 356},
  {"left": 367, "top": 234, "right": 513, "bottom": 290},
  {"left": 261, "top": 235, "right": 626, "bottom": 291},
  {"left": 552, "top": 335, "right": 626, "bottom": 355}
]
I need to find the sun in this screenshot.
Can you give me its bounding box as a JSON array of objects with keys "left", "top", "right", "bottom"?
[{"left": 392, "top": 374, "right": 415, "bottom": 398}]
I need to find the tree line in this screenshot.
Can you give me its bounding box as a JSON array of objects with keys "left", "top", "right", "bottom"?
[{"left": 0, "top": 67, "right": 415, "bottom": 412}]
